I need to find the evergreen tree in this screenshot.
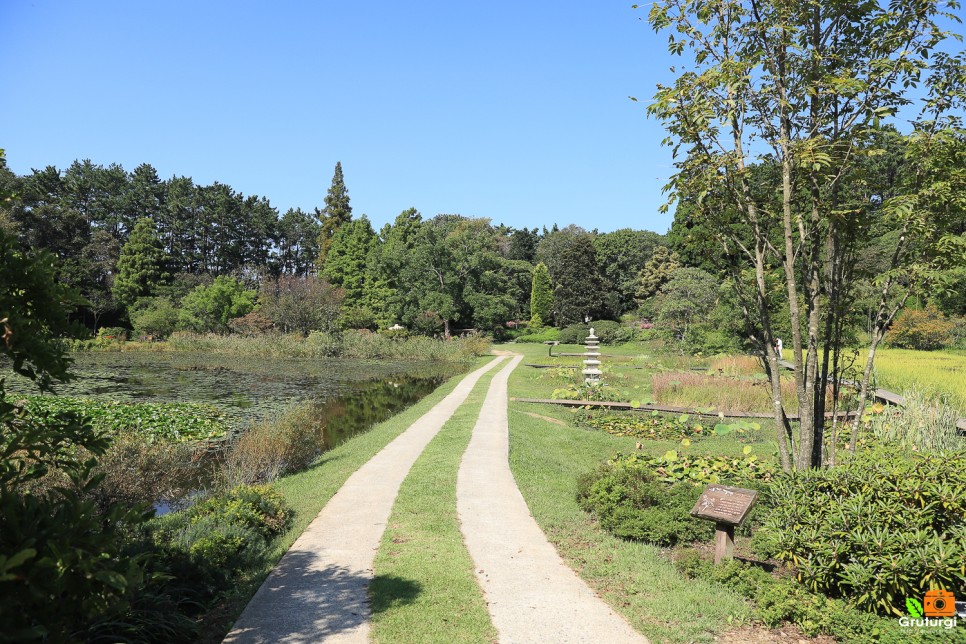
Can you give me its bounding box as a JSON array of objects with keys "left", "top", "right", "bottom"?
[
  {"left": 113, "top": 217, "right": 168, "bottom": 309},
  {"left": 315, "top": 162, "right": 352, "bottom": 267},
  {"left": 529, "top": 262, "right": 553, "bottom": 328},
  {"left": 635, "top": 246, "right": 681, "bottom": 305},
  {"left": 322, "top": 215, "right": 376, "bottom": 307},
  {"left": 551, "top": 233, "right": 607, "bottom": 326}
]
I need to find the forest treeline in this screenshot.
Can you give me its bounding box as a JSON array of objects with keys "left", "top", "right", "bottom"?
[
  {"left": 1, "top": 141, "right": 963, "bottom": 352},
  {"left": 0, "top": 157, "right": 670, "bottom": 339}
]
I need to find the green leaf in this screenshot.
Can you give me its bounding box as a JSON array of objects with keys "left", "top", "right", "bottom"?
[{"left": 906, "top": 597, "right": 924, "bottom": 618}]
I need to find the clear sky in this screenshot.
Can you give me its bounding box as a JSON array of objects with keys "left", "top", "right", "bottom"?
[{"left": 0, "top": 1, "right": 676, "bottom": 234}]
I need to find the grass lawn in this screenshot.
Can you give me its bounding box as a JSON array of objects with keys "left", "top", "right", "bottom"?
[
  {"left": 499, "top": 343, "right": 754, "bottom": 642},
  {"left": 202, "top": 358, "right": 490, "bottom": 642},
  {"left": 369, "top": 364, "right": 499, "bottom": 643}
]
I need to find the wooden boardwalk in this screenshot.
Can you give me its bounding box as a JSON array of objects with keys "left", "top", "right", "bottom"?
[{"left": 511, "top": 398, "right": 857, "bottom": 422}]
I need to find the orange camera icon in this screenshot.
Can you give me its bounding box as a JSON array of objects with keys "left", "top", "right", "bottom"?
[{"left": 924, "top": 589, "right": 957, "bottom": 617}]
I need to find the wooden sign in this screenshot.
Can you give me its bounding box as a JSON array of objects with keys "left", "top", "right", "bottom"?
[
  {"left": 691, "top": 484, "right": 759, "bottom": 564},
  {"left": 691, "top": 484, "right": 758, "bottom": 526}
]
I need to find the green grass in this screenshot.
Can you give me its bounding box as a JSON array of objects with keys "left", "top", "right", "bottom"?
[
  {"left": 507, "top": 403, "right": 752, "bottom": 643},
  {"left": 200, "top": 358, "right": 493, "bottom": 642},
  {"left": 369, "top": 365, "right": 499, "bottom": 643},
  {"left": 496, "top": 343, "right": 753, "bottom": 642}
]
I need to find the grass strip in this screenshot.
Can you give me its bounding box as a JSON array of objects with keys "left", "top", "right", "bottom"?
[
  {"left": 505, "top": 358, "right": 752, "bottom": 644},
  {"left": 201, "top": 358, "right": 490, "bottom": 642},
  {"left": 369, "top": 365, "right": 498, "bottom": 643}
]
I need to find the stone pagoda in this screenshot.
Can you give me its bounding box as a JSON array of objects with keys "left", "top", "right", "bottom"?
[{"left": 582, "top": 328, "right": 602, "bottom": 385}]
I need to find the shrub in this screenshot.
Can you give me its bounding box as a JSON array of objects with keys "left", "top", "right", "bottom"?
[
  {"left": 229, "top": 310, "right": 275, "bottom": 336},
  {"left": 178, "top": 276, "right": 256, "bottom": 334},
  {"left": 150, "top": 485, "right": 293, "bottom": 602},
  {"left": 223, "top": 402, "right": 325, "bottom": 485},
  {"left": 576, "top": 463, "right": 712, "bottom": 546},
  {"left": 259, "top": 275, "right": 343, "bottom": 334},
  {"left": 672, "top": 554, "right": 925, "bottom": 642},
  {"left": 753, "top": 448, "right": 966, "bottom": 616},
  {"left": 558, "top": 320, "right": 635, "bottom": 345},
  {"left": 129, "top": 297, "right": 179, "bottom": 339},
  {"left": 887, "top": 305, "right": 954, "bottom": 350},
  {"left": 513, "top": 327, "right": 561, "bottom": 343}
]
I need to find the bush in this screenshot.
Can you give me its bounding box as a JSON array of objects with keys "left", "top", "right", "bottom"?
[
  {"left": 577, "top": 463, "right": 712, "bottom": 546},
  {"left": 753, "top": 448, "right": 966, "bottom": 616},
  {"left": 150, "top": 484, "right": 293, "bottom": 602},
  {"left": 223, "top": 402, "right": 325, "bottom": 485},
  {"left": 513, "top": 327, "right": 561, "bottom": 343},
  {"left": 672, "top": 554, "right": 932, "bottom": 642},
  {"left": 558, "top": 320, "right": 635, "bottom": 345},
  {"left": 887, "top": 305, "right": 954, "bottom": 350},
  {"left": 130, "top": 297, "right": 179, "bottom": 339}
]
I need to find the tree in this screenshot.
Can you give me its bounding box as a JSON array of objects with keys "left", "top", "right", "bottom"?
[
  {"left": 634, "top": 245, "right": 681, "bottom": 306},
  {"left": 113, "top": 217, "right": 168, "bottom": 309},
  {"left": 647, "top": 0, "right": 966, "bottom": 470},
  {"left": 594, "top": 229, "right": 665, "bottom": 315},
  {"left": 364, "top": 208, "right": 423, "bottom": 328},
  {"left": 178, "top": 276, "right": 256, "bottom": 333},
  {"left": 550, "top": 232, "right": 608, "bottom": 326},
  {"left": 529, "top": 262, "right": 554, "bottom": 328},
  {"left": 275, "top": 208, "right": 321, "bottom": 276},
  {"left": 654, "top": 267, "right": 718, "bottom": 342},
  {"left": 315, "top": 162, "right": 352, "bottom": 266},
  {"left": 403, "top": 215, "right": 503, "bottom": 337},
  {"left": 258, "top": 275, "right": 344, "bottom": 334},
  {"left": 322, "top": 215, "right": 376, "bottom": 307}
]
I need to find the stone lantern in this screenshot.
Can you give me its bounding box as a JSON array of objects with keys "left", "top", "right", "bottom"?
[{"left": 582, "top": 328, "right": 602, "bottom": 385}]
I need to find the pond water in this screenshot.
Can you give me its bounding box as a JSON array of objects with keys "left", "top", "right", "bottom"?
[{"left": 6, "top": 351, "right": 466, "bottom": 438}]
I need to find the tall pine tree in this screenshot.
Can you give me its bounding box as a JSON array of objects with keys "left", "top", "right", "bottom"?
[
  {"left": 529, "top": 262, "right": 553, "bottom": 328},
  {"left": 113, "top": 217, "right": 168, "bottom": 309},
  {"left": 315, "top": 162, "right": 352, "bottom": 267}
]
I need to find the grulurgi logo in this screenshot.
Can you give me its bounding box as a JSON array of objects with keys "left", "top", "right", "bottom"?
[{"left": 901, "top": 590, "right": 962, "bottom": 630}]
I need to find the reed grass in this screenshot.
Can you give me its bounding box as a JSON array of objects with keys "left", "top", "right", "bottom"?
[{"left": 652, "top": 371, "right": 798, "bottom": 413}]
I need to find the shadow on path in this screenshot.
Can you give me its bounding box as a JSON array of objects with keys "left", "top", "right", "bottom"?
[{"left": 224, "top": 550, "right": 420, "bottom": 643}]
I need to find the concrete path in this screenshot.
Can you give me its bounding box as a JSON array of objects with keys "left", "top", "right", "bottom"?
[
  {"left": 224, "top": 356, "right": 505, "bottom": 644},
  {"left": 458, "top": 354, "right": 648, "bottom": 644}
]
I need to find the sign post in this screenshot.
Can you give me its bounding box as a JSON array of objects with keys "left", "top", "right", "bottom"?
[{"left": 690, "top": 484, "right": 759, "bottom": 564}]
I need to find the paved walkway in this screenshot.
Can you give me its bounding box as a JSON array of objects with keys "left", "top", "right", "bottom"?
[
  {"left": 225, "top": 352, "right": 648, "bottom": 643},
  {"left": 457, "top": 355, "right": 647, "bottom": 644},
  {"left": 224, "top": 356, "right": 505, "bottom": 644}
]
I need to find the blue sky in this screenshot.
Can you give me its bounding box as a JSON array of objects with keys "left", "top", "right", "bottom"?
[{"left": 0, "top": 1, "right": 675, "bottom": 233}]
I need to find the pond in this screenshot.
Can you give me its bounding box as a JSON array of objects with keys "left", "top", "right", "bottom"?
[{"left": 5, "top": 351, "right": 467, "bottom": 442}]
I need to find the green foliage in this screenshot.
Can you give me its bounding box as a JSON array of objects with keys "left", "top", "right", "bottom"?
[
  {"left": 150, "top": 485, "right": 293, "bottom": 606},
  {"left": 529, "top": 262, "right": 554, "bottom": 328},
  {"left": 512, "top": 327, "right": 561, "bottom": 343},
  {"left": 594, "top": 229, "right": 666, "bottom": 315},
  {"left": 673, "top": 554, "right": 922, "bottom": 642},
  {"left": 580, "top": 411, "right": 718, "bottom": 441},
  {"left": 258, "top": 274, "right": 343, "bottom": 334},
  {"left": 0, "top": 228, "right": 85, "bottom": 389},
  {"left": 113, "top": 217, "right": 168, "bottom": 309},
  {"left": 576, "top": 463, "right": 712, "bottom": 545},
  {"left": 865, "top": 389, "right": 965, "bottom": 453},
  {"left": 634, "top": 245, "right": 680, "bottom": 303},
  {"left": 887, "top": 305, "right": 955, "bottom": 350},
  {"left": 548, "top": 230, "right": 608, "bottom": 325},
  {"left": 18, "top": 396, "right": 230, "bottom": 442},
  {"left": 753, "top": 448, "right": 966, "bottom": 616},
  {"left": 322, "top": 215, "right": 376, "bottom": 307},
  {"left": 129, "top": 296, "right": 179, "bottom": 339},
  {"left": 178, "top": 276, "right": 256, "bottom": 334},
  {"left": 653, "top": 267, "right": 719, "bottom": 342},
  {"left": 610, "top": 446, "right": 779, "bottom": 486},
  {"left": 557, "top": 320, "right": 635, "bottom": 345},
  {"left": 315, "top": 161, "right": 353, "bottom": 266}
]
